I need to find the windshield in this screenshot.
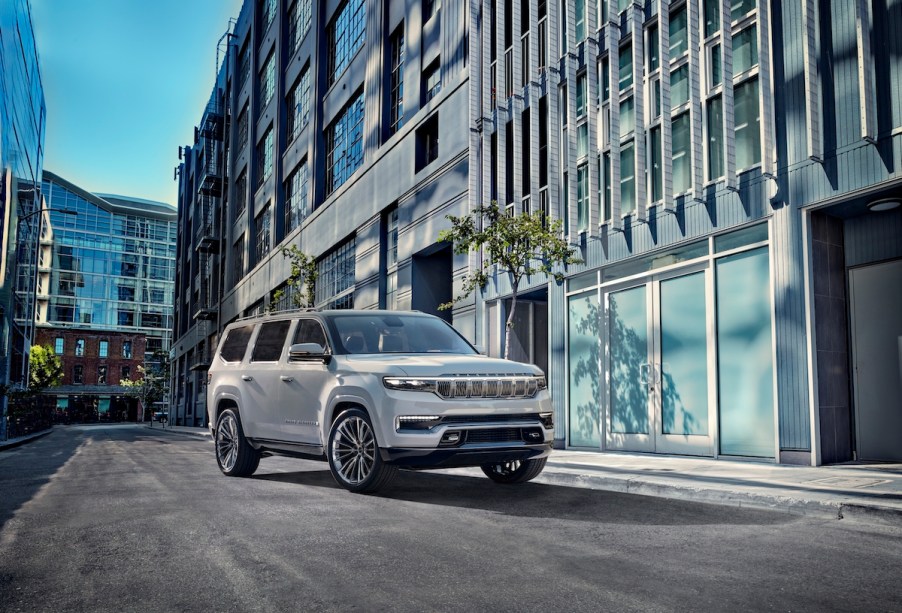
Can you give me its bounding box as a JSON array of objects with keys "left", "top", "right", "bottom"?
[{"left": 329, "top": 314, "right": 477, "bottom": 355}]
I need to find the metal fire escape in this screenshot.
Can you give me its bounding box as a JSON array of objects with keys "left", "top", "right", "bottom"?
[{"left": 191, "top": 100, "right": 225, "bottom": 371}]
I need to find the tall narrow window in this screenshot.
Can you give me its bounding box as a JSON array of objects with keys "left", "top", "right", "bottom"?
[
  {"left": 620, "top": 142, "right": 635, "bottom": 211},
  {"left": 285, "top": 159, "right": 310, "bottom": 233},
  {"left": 288, "top": 0, "right": 313, "bottom": 53},
  {"left": 235, "top": 171, "right": 248, "bottom": 219},
  {"left": 54, "top": 337, "right": 64, "bottom": 354},
  {"left": 647, "top": 23, "right": 659, "bottom": 71},
  {"left": 388, "top": 25, "right": 405, "bottom": 135},
  {"left": 259, "top": 0, "right": 276, "bottom": 33},
  {"left": 328, "top": 0, "right": 366, "bottom": 84},
  {"left": 75, "top": 338, "right": 85, "bottom": 357},
  {"left": 237, "top": 104, "right": 249, "bottom": 151},
  {"left": 98, "top": 366, "right": 107, "bottom": 385},
  {"left": 672, "top": 111, "right": 692, "bottom": 192},
  {"left": 704, "top": 0, "right": 720, "bottom": 36},
  {"left": 260, "top": 51, "right": 276, "bottom": 113},
  {"left": 326, "top": 90, "right": 366, "bottom": 194},
  {"left": 707, "top": 96, "right": 724, "bottom": 180},
  {"left": 238, "top": 39, "right": 250, "bottom": 89},
  {"left": 423, "top": 59, "right": 441, "bottom": 103},
  {"left": 233, "top": 236, "right": 246, "bottom": 285},
  {"left": 735, "top": 78, "right": 761, "bottom": 169},
  {"left": 383, "top": 208, "right": 399, "bottom": 309},
  {"left": 287, "top": 67, "right": 311, "bottom": 143},
  {"left": 99, "top": 340, "right": 109, "bottom": 358},
  {"left": 73, "top": 365, "right": 83, "bottom": 385},
  {"left": 316, "top": 237, "right": 356, "bottom": 309},
  {"left": 670, "top": 6, "right": 688, "bottom": 57},
  {"left": 122, "top": 340, "right": 132, "bottom": 359},
  {"left": 257, "top": 126, "right": 274, "bottom": 185},
  {"left": 575, "top": 0, "right": 586, "bottom": 42},
  {"left": 255, "top": 206, "right": 272, "bottom": 263},
  {"left": 577, "top": 162, "right": 589, "bottom": 232},
  {"left": 650, "top": 126, "right": 662, "bottom": 203},
  {"left": 416, "top": 113, "right": 440, "bottom": 172},
  {"left": 618, "top": 44, "right": 633, "bottom": 90}
]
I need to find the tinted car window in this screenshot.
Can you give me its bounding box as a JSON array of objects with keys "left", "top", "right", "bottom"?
[
  {"left": 331, "top": 314, "right": 476, "bottom": 354},
  {"left": 293, "top": 319, "right": 328, "bottom": 348},
  {"left": 251, "top": 321, "right": 291, "bottom": 362},
  {"left": 219, "top": 325, "right": 255, "bottom": 362}
]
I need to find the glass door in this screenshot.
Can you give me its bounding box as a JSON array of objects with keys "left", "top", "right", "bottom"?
[{"left": 605, "top": 265, "right": 714, "bottom": 456}]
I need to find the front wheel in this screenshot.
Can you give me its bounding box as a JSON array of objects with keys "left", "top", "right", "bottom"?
[
  {"left": 327, "top": 408, "right": 397, "bottom": 493},
  {"left": 481, "top": 458, "right": 547, "bottom": 484},
  {"left": 215, "top": 409, "right": 260, "bottom": 477}
]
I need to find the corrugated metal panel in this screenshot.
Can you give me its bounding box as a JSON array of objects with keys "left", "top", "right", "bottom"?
[{"left": 845, "top": 209, "right": 902, "bottom": 268}]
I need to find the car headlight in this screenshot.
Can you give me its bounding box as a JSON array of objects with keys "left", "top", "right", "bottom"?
[{"left": 383, "top": 377, "right": 438, "bottom": 393}]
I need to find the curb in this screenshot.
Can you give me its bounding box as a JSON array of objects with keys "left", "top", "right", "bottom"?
[{"left": 0, "top": 428, "right": 53, "bottom": 452}]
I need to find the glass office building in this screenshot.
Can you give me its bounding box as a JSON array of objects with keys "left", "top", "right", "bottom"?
[
  {"left": 0, "top": 0, "right": 46, "bottom": 440},
  {"left": 34, "top": 171, "right": 177, "bottom": 421}
]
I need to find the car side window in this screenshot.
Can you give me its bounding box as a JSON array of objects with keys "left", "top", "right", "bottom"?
[
  {"left": 219, "top": 325, "right": 255, "bottom": 362},
  {"left": 293, "top": 319, "right": 328, "bottom": 349},
  {"left": 251, "top": 321, "right": 291, "bottom": 362}
]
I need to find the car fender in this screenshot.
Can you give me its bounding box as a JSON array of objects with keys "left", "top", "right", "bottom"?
[{"left": 323, "top": 386, "right": 383, "bottom": 442}]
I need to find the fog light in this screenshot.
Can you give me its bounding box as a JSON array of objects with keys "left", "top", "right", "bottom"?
[{"left": 441, "top": 431, "right": 461, "bottom": 444}]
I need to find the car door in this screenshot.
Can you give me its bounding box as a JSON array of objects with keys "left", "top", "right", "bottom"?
[
  {"left": 278, "top": 318, "right": 333, "bottom": 445},
  {"left": 243, "top": 320, "right": 292, "bottom": 440}
]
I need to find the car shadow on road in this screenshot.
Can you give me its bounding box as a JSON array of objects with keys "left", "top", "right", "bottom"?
[{"left": 253, "top": 467, "right": 794, "bottom": 527}]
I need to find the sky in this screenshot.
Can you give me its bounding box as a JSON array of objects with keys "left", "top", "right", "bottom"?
[{"left": 31, "top": 0, "right": 244, "bottom": 207}]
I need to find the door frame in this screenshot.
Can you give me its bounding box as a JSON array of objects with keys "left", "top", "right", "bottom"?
[{"left": 602, "top": 260, "right": 716, "bottom": 457}]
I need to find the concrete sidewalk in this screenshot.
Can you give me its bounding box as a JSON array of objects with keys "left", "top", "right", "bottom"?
[{"left": 151, "top": 424, "right": 902, "bottom": 525}]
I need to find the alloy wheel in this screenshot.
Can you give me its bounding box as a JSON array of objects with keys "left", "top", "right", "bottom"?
[{"left": 331, "top": 415, "right": 376, "bottom": 485}]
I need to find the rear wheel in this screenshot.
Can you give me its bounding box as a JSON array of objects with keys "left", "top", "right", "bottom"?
[
  {"left": 215, "top": 409, "right": 260, "bottom": 477},
  {"left": 328, "top": 408, "right": 397, "bottom": 493},
  {"left": 481, "top": 458, "right": 547, "bottom": 484}
]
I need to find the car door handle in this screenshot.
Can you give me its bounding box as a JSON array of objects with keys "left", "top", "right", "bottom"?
[
  {"left": 280, "top": 376, "right": 294, "bottom": 383},
  {"left": 241, "top": 375, "right": 254, "bottom": 381}
]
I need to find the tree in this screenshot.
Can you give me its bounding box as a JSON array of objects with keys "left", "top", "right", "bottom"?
[
  {"left": 120, "top": 350, "right": 170, "bottom": 422},
  {"left": 29, "top": 345, "right": 63, "bottom": 392},
  {"left": 271, "top": 245, "right": 318, "bottom": 311},
  {"left": 438, "top": 202, "right": 582, "bottom": 358}
]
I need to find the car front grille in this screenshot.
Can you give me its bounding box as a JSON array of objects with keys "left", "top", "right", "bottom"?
[
  {"left": 434, "top": 376, "right": 543, "bottom": 399},
  {"left": 465, "top": 428, "right": 526, "bottom": 444}
]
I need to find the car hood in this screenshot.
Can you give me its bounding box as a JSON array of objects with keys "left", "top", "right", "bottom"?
[{"left": 341, "top": 353, "right": 544, "bottom": 377}]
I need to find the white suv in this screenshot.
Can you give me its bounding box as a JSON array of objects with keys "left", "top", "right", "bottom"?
[{"left": 207, "top": 310, "right": 553, "bottom": 493}]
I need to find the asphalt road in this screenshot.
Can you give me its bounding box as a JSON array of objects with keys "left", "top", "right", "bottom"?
[{"left": 0, "top": 425, "right": 899, "bottom": 612}]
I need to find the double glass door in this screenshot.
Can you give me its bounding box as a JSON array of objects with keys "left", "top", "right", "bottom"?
[{"left": 605, "top": 265, "right": 714, "bottom": 456}]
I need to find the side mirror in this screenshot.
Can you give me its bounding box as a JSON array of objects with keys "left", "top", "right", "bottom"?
[{"left": 289, "top": 342, "right": 328, "bottom": 362}]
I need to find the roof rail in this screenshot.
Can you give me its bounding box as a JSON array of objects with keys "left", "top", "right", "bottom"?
[{"left": 231, "top": 307, "right": 319, "bottom": 324}]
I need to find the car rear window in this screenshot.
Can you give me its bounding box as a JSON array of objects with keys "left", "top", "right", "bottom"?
[
  {"left": 251, "top": 320, "right": 291, "bottom": 362},
  {"left": 219, "top": 325, "right": 254, "bottom": 362}
]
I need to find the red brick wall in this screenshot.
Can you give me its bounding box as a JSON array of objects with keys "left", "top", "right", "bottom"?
[{"left": 34, "top": 329, "right": 147, "bottom": 386}]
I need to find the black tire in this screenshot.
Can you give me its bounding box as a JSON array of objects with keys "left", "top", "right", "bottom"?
[
  {"left": 215, "top": 408, "right": 260, "bottom": 477},
  {"left": 327, "top": 408, "right": 398, "bottom": 493},
  {"left": 481, "top": 458, "right": 547, "bottom": 484}
]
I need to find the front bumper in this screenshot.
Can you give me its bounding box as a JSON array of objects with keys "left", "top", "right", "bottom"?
[{"left": 380, "top": 443, "right": 552, "bottom": 469}]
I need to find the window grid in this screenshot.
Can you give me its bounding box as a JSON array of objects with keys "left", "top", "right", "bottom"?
[
  {"left": 328, "top": 0, "right": 366, "bottom": 85},
  {"left": 316, "top": 237, "right": 356, "bottom": 308},
  {"left": 389, "top": 26, "right": 405, "bottom": 134},
  {"left": 255, "top": 207, "right": 272, "bottom": 264},
  {"left": 287, "top": 67, "right": 311, "bottom": 143},
  {"left": 288, "top": 0, "right": 313, "bottom": 53},
  {"left": 259, "top": 51, "right": 276, "bottom": 113},
  {"left": 285, "top": 160, "right": 310, "bottom": 233},
  {"left": 257, "top": 127, "right": 274, "bottom": 186},
  {"left": 325, "top": 90, "right": 365, "bottom": 195}
]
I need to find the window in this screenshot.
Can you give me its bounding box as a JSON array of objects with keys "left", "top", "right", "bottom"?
[
  {"left": 259, "top": 0, "right": 276, "bottom": 33},
  {"left": 734, "top": 26, "right": 758, "bottom": 74},
  {"left": 285, "top": 160, "right": 310, "bottom": 233},
  {"left": 650, "top": 126, "right": 662, "bottom": 203},
  {"left": 54, "top": 337, "right": 63, "bottom": 354},
  {"left": 577, "top": 163, "right": 589, "bottom": 232},
  {"left": 576, "top": 72, "right": 587, "bottom": 118},
  {"left": 423, "top": 59, "right": 441, "bottom": 103},
  {"left": 98, "top": 366, "right": 107, "bottom": 385},
  {"left": 539, "top": 95, "right": 548, "bottom": 187},
  {"left": 735, "top": 78, "right": 761, "bottom": 169},
  {"left": 618, "top": 44, "right": 633, "bottom": 90},
  {"left": 122, "top": 340, "right": 132, "bottom": 358},
  {"left": 75, "top": 338, "right": 85, "bottom": 357},
  {"left": 672, "top": 111, "right": 692, "bottom": 192},
  {"left": 237, "top": 104, "right": 249, "bottom": 151},
  {"left": 704, "top": 0, "right": 720, "bottom": 36},
  {"left": 670, "top": 5, "right": 688, "bottom": 57},
  {"left": 235, "top": 171, "right": 248, "bottom": 219},
  {"left": 707, "top": 95, "right": 724, "bottom": 180},
  {"left": 326, "top": 90, "right": 365, "bottom": 195},
  {"left": 220, "top": 325, "right": 254, "bottom": 362},
  {"left": 233, "top": 236, "right": 246, "bottom": 285},
  {"left": 575, "top": 0, "right": 586, "bottom": 42},
  {"left": 251, "top": 321, "right": 291, "bottom": 362},
  {"left": 383, "top": 208, "right": 399, "bottom": 309},
  {"left": 671, "top": 65, "right": 689, "bottom": 106},
  {"left": 121, "top": 365, "right": 131, "bottom": 381},
  {"left": 388, "top": 25, "right": 405, "bottom": 135},
  {"left": 99, "top": 340, "right": 108, "bottom": 358},
  {"left": 238, "top": 39, "right": 250, "bottom": 89},
  {"left": 416, "top": 113, "right": 440, "bottom": 172},
  {"left": 73, "top": 365, "right": 83, "bottom": 385},
  {"left": 708, "top": 43, "right": 722, "bottom": 88},
  {"left": 619, "top": 96, "right": 635, "bottom": 137},
  {"left": 287, "top": 67, "right": 311, "bottom": 143},
  {"left": 288, "top": 0, "right": 313, "bottom": 53},
  {"left": 293, "top": 319, "right": 328, "bottom": 348},
  {"left": 600, "top": 151, "right": 612, "bottom": 220},
  {"left": 255, "top": 206, "right": 272, "bottom": 263},
  {"left": 316, "top": 237, "right": 356, "bottom": 308},
  {"left": 620, "top": 141, "right": 635, "bottom": 211},
  {"left": 328, "top": 0, "right": 366, "bottom": 84},
  {"left": 259, "top": 51, "right": 276, "bottom": 113},
  {"left": 257, "top": 126, "right": 274, "bottom": 186}
]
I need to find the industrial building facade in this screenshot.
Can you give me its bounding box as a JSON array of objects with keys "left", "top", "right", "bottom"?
[{"left": 172, "top": 0, "right": 902, "bottom": 464}]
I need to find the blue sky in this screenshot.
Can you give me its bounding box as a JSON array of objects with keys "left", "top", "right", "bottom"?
[{"left": 32, "top": 0, "right": 244, "bottom": 207}]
